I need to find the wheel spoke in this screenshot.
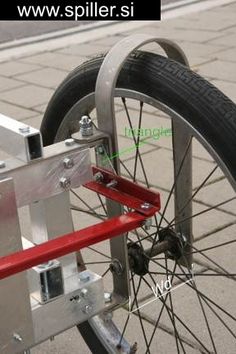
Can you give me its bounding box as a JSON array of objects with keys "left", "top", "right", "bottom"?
[
  {"left": 178, "top": 262, "right": 236, "bottom": 341},
  {"left": 186, "top": 241, "right": 235, "bottom": 280},
  {"left": 70, "top": 189, "right": 106, "bottom": 220},
  {"left": 170, "top": 197, "right": 236, "bottom": 228},
  {"left": 122, "top": 98, "right": 150, "bottom": 187},
  {"left": 70, "top": 204, "right": 106, "bottom": 220},
  {"left": 158, "top": 137, "right": 192, "bottom": 230},
  {"left": 133, "top": 101, "right": 144, "bottom": 182},
  {"left": 187, "top": 238, "right": 236, "bottom": 255},
  {"left": 118, "top": 275, "right": 142, "bottom": 347},
  {"left": 168, "top": 165, "right": 218, "bottom": 226},
  {"left": 178, "top": 256, "right": 217, "bottom": 353},
  {"left": 165, "top": 256, "right": 184, "bottom": 354},
  {"left": 131, "top": 275, "right": 150, "bottom": 352},
  {"left": 149, "top": 258, "right": 236, "bottom": 322}
]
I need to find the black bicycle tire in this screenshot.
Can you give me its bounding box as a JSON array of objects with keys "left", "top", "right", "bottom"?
[{"left": 41, "top": 51, "right": 236, "bottom": 353}]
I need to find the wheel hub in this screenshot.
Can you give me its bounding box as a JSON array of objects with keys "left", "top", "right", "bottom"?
[
  {"left": 128, "top": 243, "right": 149, "bottom": 276},
  {"left": 128, "top": 228, "right": 186, "bottom": 276}
]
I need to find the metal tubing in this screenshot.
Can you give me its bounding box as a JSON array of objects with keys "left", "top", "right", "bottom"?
[{"left": 0, "top": 212, "right": 146, "bottom": 280}]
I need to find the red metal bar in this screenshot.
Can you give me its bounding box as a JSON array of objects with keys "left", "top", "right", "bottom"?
[
  {"left": 0, "top": 167, "right": 161, "bottom": 280},
  {"left": 0, "top": 212, "right": 146, "bottom": 280},
  {"left": 84, "top": 166, "right": 161, "bottom": 216}
]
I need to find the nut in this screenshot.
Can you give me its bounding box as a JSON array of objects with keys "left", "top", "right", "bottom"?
[
  {"left": 83, "top": 304, "right": 92, "bottom": 314},
  {"left": 144, "top": 218, "right": 152, "bottom": 230},
  {"left": 60, "top": 177, "right": 71, "bottom": 190},
  {"left": 65, "top": 138, "right": 75, "bottom": 146},
  {"left": 63, "top": 157, "right": 74, "bottom": 169},
  {"left": 93, "top": 172, "right": 104, "bottom": 182},
  {"left": 95, "top": 145, "right": 104, "bottom": 155},
  {"left": 13, "top": 333, "right": 23, "bottom": 342},
  {"left": 141, "top": 202, "right": 150, "bottom": 210},
  {"left": 104, "top": 292, "right": 112, "bottom": 303},
  {"left": 79, "top": 115, "right": 93, "bottom": 136},
  {"left": 109, "top": 259, "right": 123, "bottom": 276},
  {"left": 79, "top": 271, "right": 90, "bottom": 283},
  {"left": 106, "top": 180, "right": 117, "bottom": 188},
  {"left": 80, "top": 288, "right": 88, "bottom": 298},
  {"left": 0, "top": 161, "right": 6, "bottom": 169},
  {"left": 19, "top": 126, "right": 30, "bottom": 133}
]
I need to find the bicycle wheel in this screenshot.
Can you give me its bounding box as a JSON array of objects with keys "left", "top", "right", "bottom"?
[{"left": 41, "top": 51, "right": 236, "bottom": 353}]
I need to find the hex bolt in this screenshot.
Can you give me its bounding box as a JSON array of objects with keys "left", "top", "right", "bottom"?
[
  {"left": 104, "top": 292, "right": 112, "bottom": 303},
  {"left": 181, "top": 234, "right": 187, "bottom": 244},
  {"left": 13, "top": 333, "right": 23, "bottom": 342},
  {"left": 95, "top": 145, "right": 104, "bottom": 155},
  {"left": 141, "top": 202, "right": 150, "bottom": 210},
  {"left": 93, "top": 172, "right": 104, "bottom": 182},
  {"left": 79, "top": 115, "right": 93, "bottom": 137},
  {"left": 63, "top": 157, "right": 74, "bottom": 169},
  {"left": 79, "top": 271, "right": 90, "bottom": 283},
  {"left": 83, "top": 304, "right": 92, "bottom": 314},
  {"left": 106, "top": 180, "right": 118, "bottom": 188},
  {"left": 19, "top": 126, "right": 30, "bottom": 133},
  {"left": 130, "top": 342, "right": 138, "bottom": 354},
  {"left": 103, "top": 311, "right": 113, "bottom": 321},
  {"left": 144, "top": 218, "right": 152, "bottom": 230},
  {"left": 0, "top": 160, "right": 6, "bottom": 169},
  {"left": 65, "top": 138, "right": 75, "bottom": 146},
  {"left": 109, "top": 259, "right": 123, "bottom": 276},
  {"left": 80, "top": 288, "right": 88, "bottom": 298},
  {"left": 60, "top": 177, "right": 71, "bottom": 190}
]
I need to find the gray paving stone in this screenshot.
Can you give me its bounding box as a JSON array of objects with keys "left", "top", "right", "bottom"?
[
  {"left": 0, "top": 61, "right": 40, "bottom": 77},
  {"left": 197, "top": 59, "right": 236, "bottom": 82},
  {"left": 0, "top": 100, "right": 37, "bottom": 120},
  {"left": 126, "top": 25, "right": 227, "bottom": 44},
  {"left": 211, "top": 79, "right": 236, "bottom": 102},
  {"left": 16, "top": 67, "right": 67, "bottom": 89},
  {"left": 207, "top": 32, "right": 236, "bottom": 47},
  {"left": 173, "top": 41, "right": 226, "bottom": 58},
  {"left": 164, "top": 16, "right": 236, "bottom": 32},
  {"left": 196, "top": 178, "right": 236, "bottom": 216},
  {"left": 20, "top": 52, "right": 86, "bottom": 71},
  {"left": 0, "top": 76, "right": 25, "bottom": 92},
  {"left": 58, "top": 42, "right": 108, "bottom": 57},
  {"left": 0, "top": 85, "right": 54, "bottom": 108},
  {"left": 31, "top": 327, "right": 90, "bottom": 354},
  {"left": 212, "top": 46, "right": 236, "bottom": 62},
  {"left": 92, "top": 34, "right": 126, "bottom": 47},
  {"left": 22, "top": 115, "right": 42, "bottom": 130},
  {"left": 33, "top": 103, "right": 48, "bottom": 114}
]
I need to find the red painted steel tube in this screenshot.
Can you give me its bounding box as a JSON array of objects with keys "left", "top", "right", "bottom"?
[{"left": 0, "top": 212, "right": 146, "bottom": 280}]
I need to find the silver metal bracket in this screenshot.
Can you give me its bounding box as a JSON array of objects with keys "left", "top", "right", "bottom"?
[{"left": 0, "top": 115, "right": 43, "bottom": 162}]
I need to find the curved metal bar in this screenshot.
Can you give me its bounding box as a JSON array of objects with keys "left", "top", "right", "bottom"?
[{"left": 95, "top": 33, "right": 189, "bottom": 171}]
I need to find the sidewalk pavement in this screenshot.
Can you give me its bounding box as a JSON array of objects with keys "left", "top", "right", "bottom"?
[{"left": 0, "top": 1, "right": 236, "bottom": 353}]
